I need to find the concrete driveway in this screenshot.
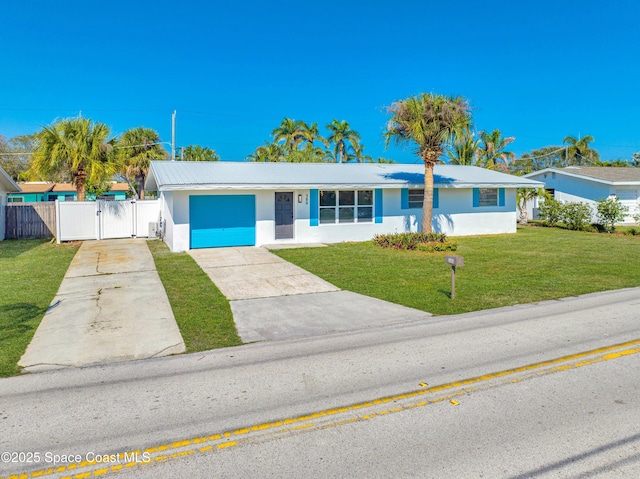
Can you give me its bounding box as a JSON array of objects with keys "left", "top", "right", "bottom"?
[
  {"left": 19, "top": 239, "right": 185, "bottom": 373},
  {"left": 189, "top": 246, "right": 430, "bottom": 342}
]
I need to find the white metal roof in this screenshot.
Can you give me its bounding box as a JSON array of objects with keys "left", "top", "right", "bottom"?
[
  {"left": 0, "top": 166, "right": 20, "bottom": 192},
  {"left": 146, "top": 161, "right": 544, "bottom": 191}
]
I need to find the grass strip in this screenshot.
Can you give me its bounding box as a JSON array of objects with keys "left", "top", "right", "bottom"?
[
  {"left": 0, "top": 239, "right": 79, "bottom": 377},
  {"left": 273, "top": 226, "right": 640, "bottom": 316},
  {"left": 147, "top": 240, "right": 241, "bottom": 352}
]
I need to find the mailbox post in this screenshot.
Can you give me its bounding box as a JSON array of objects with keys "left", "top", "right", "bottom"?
[{"left": 444, "top": 255, "right": 464, "bottom": 299}]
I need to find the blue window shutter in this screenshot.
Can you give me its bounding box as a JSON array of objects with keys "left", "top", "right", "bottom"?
[
  {"left": 498, "top": 188, "right": 505, "bottom": 207},
  {"left": 310, "top": 189, "right": 319, "bottom": 226},
  {"left": 433, "top": 188, "right": 439, "bottom": 209},
  {"left": 401, "top": 188, "right": 408, "bottom": 209},
  {"left": 375, "top": 189, "right": 383, "bottom": 223},
  {"left": 473, "top": 188, "right": 480, "bottom": 207}
]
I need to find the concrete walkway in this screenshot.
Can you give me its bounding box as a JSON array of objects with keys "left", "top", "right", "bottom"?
[
  {"left": 19, "top": 239, "right": 185, "bottom": 373},
  {"left": 189, "top": 246, "right": 430, "bottom": 342}
]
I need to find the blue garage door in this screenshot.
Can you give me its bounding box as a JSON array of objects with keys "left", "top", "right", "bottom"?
[{"left": 190, "top": 195, "right": 256, "bottom": 248}]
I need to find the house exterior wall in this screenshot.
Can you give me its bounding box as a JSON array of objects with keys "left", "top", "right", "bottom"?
[
  {"left": 0, "top": 187, "right": 6, "bottom": 240},
  {"left": 161, "top": 187, "right": 518, "bottom": 252},
  {"left": 8, "top": 193, "right": 44, "bottom": 202},
  {"left": 527, "top": 172, "right": 639, "bottom": 223}
]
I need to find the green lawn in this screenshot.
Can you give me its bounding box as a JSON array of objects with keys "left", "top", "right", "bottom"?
[
  {"left": 0, "top": 239, "right": 79, "bottom": 377},
  {"left": 147, "top": 240, "right": 242, "bottom": 352},
  {"left": 273, "top": 226, "right": 640, "bottom": 315}
]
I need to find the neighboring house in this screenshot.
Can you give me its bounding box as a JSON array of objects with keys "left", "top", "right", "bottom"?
[
  {"left": 524, "top": 167, "right": 640, "bottom": 223},
  {"left": 8, "top": 182, "right": 129, "bottom": 202},
  {"left": 0, "top": 166, "right": 21, "bottom": 240},
  {"left": 146, "top": 161, "right": 543, "bottom": 252}
]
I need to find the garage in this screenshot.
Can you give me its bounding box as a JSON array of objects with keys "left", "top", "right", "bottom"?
[{"left": 189, "top": 195, "right": 256, "bottom": 248}]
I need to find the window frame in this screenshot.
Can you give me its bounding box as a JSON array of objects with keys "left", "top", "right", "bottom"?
[{"left": 318, "top": 189, "right": 374, "bottom": 224}]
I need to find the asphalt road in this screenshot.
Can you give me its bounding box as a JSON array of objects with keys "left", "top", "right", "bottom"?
[{"left": 2, "top": 288, "right": 640, "bottom": 478}]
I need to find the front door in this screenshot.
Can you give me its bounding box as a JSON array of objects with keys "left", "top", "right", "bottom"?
[{"left": 275, "top": 192, "right": 294, "bottom": 239}]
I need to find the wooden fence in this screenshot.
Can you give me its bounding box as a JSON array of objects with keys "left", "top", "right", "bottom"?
[{"left": 5, "top": 203, "right": 57, "bottom": 239}]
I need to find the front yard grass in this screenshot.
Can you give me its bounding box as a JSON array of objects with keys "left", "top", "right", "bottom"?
[
  {"left": 0, "top": 239, "right": 79, "bottom": 377},
  {"left": 273, "top": 226, "right": 640, "bottom": 315},
  {"left": 147, "top": 240, "right": 242, "bottom": 352}
]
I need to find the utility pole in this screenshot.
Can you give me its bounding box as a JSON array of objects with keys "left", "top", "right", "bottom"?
[{"left": 171, "top": 110, "right": 176, "bottom": 161}]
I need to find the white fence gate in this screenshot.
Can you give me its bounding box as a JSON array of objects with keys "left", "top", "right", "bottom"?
[{"left": 56, "top": 199, "right": 161, "bottom": 242}]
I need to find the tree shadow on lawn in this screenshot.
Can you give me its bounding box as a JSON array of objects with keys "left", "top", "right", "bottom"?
[
  {"left": 0, "top": 239, "right": 49, "bottom": 259},
  {"left": 0, "top": 303, "right": 46, "bottom": 342}
]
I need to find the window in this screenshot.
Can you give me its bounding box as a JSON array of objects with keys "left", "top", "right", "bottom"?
[
  {"left": 408, "top": 189, "right": 424, "bottom": 208},
  {"left": 478, "top": 188, "right": 498, "bottom": 206},
  {"left": 319, "top": 190, "right": 373, "bottom": 224},
  {"left": 8, "top": 197, "right": 23, "bottom": 203}
]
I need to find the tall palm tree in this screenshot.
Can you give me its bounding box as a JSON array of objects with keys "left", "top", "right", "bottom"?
[
  {"left": 31, "top": 118, "right": 116, "bottom": 201},
  {"left": 300, "top": 122, "right": 328, "bottom": 151},
  {"left": 271, "top": 118, "right": 309, "bottom": 152},
  {"left": 326, "top": 119, "right": 361, "bottom": 163},
  {"left": 446, "top": 128, "right": 480, "bottom": 166},
  {"left": 476, "top": 129, "right": 515, "bottom": 172},
  {"left": 385, "top": 93, "right": 471, "bottom": 233},
  {"left": 563, "top": 135, "right": 599, "bottom": 166},
  {"left": 117, "top": 127, "right": 165, "bottom": 200},
  {"left": 182, "top": 145, "right": 220, "bottom": 161},
  {"left": 516, "top": 188, "right": 548, "bottom": 225}
]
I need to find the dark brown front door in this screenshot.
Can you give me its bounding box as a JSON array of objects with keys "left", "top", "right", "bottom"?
[{"left": 275, "top": 192, "right": 294, "bottom": 239}]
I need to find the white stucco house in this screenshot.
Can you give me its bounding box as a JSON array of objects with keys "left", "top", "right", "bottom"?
[
  {"left": 0, "top": 166, "right": 20, "bottom": 240},
  {"left": 524, "top": 167, "right": 640, "bottom": 223},
  {"left": 145, "top": 161, "right": 543, "bottom": 252}
]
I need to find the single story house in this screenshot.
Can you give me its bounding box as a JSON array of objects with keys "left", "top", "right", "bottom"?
[
  {"left": 0, "top": 166, "right": 20, "bottom": 240},
  {"left": 524, "top": 167, "right": 640, "bottom": 223},
  {"left": 8, "top": 182, "right": 129, "bottom": 202},
  {"left": 146, "top": 161, "right": 543, "bottom": 252}
]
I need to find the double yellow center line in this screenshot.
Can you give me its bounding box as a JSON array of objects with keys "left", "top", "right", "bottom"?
[{"left": 6, "top": 338, "right": 640, "bottom": 479}]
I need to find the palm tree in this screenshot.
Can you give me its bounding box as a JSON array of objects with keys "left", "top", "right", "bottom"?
[
  {"left": 446, "top": 128, "right": 480, "bottom": 166},
  {"left": 246, "top": 142, "right": 286, "bottom": 162},
  {"left": 300, "top": 122, "right": 328, "bottom": 151},
  {"left": 117, "top": 127, "right": 165, "bottom": 200},
  {"left": 182, "top": 145, "right": 220, "bottom": 161},
  {"left": 476, "top": 129, "right": 515, "bottom": 172},
  {"left": 516, "top": 188, "right": 548, "bottom": 225},
  {"left": 326, "top": 119, "right": 361, "bottom": 163},
  {"left": 385, "top": 93, "right": 471, "bottom": 233},
  {"left": 31, "top": 118, "right": 116, "bottom": 201},
  {"left": 563, "top": 135, "right": 599, "bottom": 166},
  {"left": 271, "top": 118, "right": 309, "bottom": 152}
]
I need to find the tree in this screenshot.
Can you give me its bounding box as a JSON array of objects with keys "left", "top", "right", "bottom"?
[
  {"left": 271, "top": 118, "right": 309, "bottom": 152},
  {"left": 563, "top": 135, "right": 600, "bottom": 166},
  {"left": 446, "top": 128, "right": 480, "bottom": 166},
  {"left": 182, "top": 145, "right": 219, "bottom": 161},
  {"left": 117, "top": 127, "right": 165, "bottom": 200},
  {"left": 477, "top": 129, "right": 515, "bottom": 172},
  {"left": 385, "top": 93, "right": 471, "bottom": 233},
  {"left": 631, "top": 152, "right": 640, "bottom": 167},
  {"left": 245, "top": 142, "right": 286, "bottom": 162},
  {"left": 31, "top": 118, "right": 116, "bottom": 201},
  {"left": 516, "top": 188, "right": 548, "bottom": 225},
  {"left": 326, "top": 119, "right": 361, "bottom": 163}
]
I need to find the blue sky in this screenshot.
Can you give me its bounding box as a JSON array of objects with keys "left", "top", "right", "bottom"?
[{"left": 1, "top": 0, "right": 639, "bottom": 163}]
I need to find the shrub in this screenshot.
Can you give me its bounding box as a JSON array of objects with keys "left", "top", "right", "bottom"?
[
  {"left": 561, "top": 202, "right": 593, "bottom": 231},
  {"left": 538, "top": 198, "right": 564, "bottom": 226},
  {"left": 416, "top": 241, "right": 458, "bottom": 252},
  {"left": 596, "top": 197, "right": 629, "bottom": 233},
  {"left": 372, "top": 232, "right": 448, "bottom": 250}
]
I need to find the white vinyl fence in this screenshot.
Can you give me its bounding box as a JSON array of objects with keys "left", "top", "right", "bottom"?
[{"left": 56, "top": 199, "right": 161, "bottom": 242}]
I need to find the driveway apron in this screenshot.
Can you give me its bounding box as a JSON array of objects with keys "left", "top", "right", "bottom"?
[
  {"left": 189, "top": 246, "right": 430, "bottom": 342},
  {"left": 19, "top": 239, "right": 185, "bottom": 372}
]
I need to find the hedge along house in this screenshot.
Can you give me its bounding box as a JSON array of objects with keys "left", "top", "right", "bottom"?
[
  {"left": 524, "top": 167, "right": 640, "bottom": 223},
  {"left": 146, "top": 161, "right": 543, "bottom": 252}
]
